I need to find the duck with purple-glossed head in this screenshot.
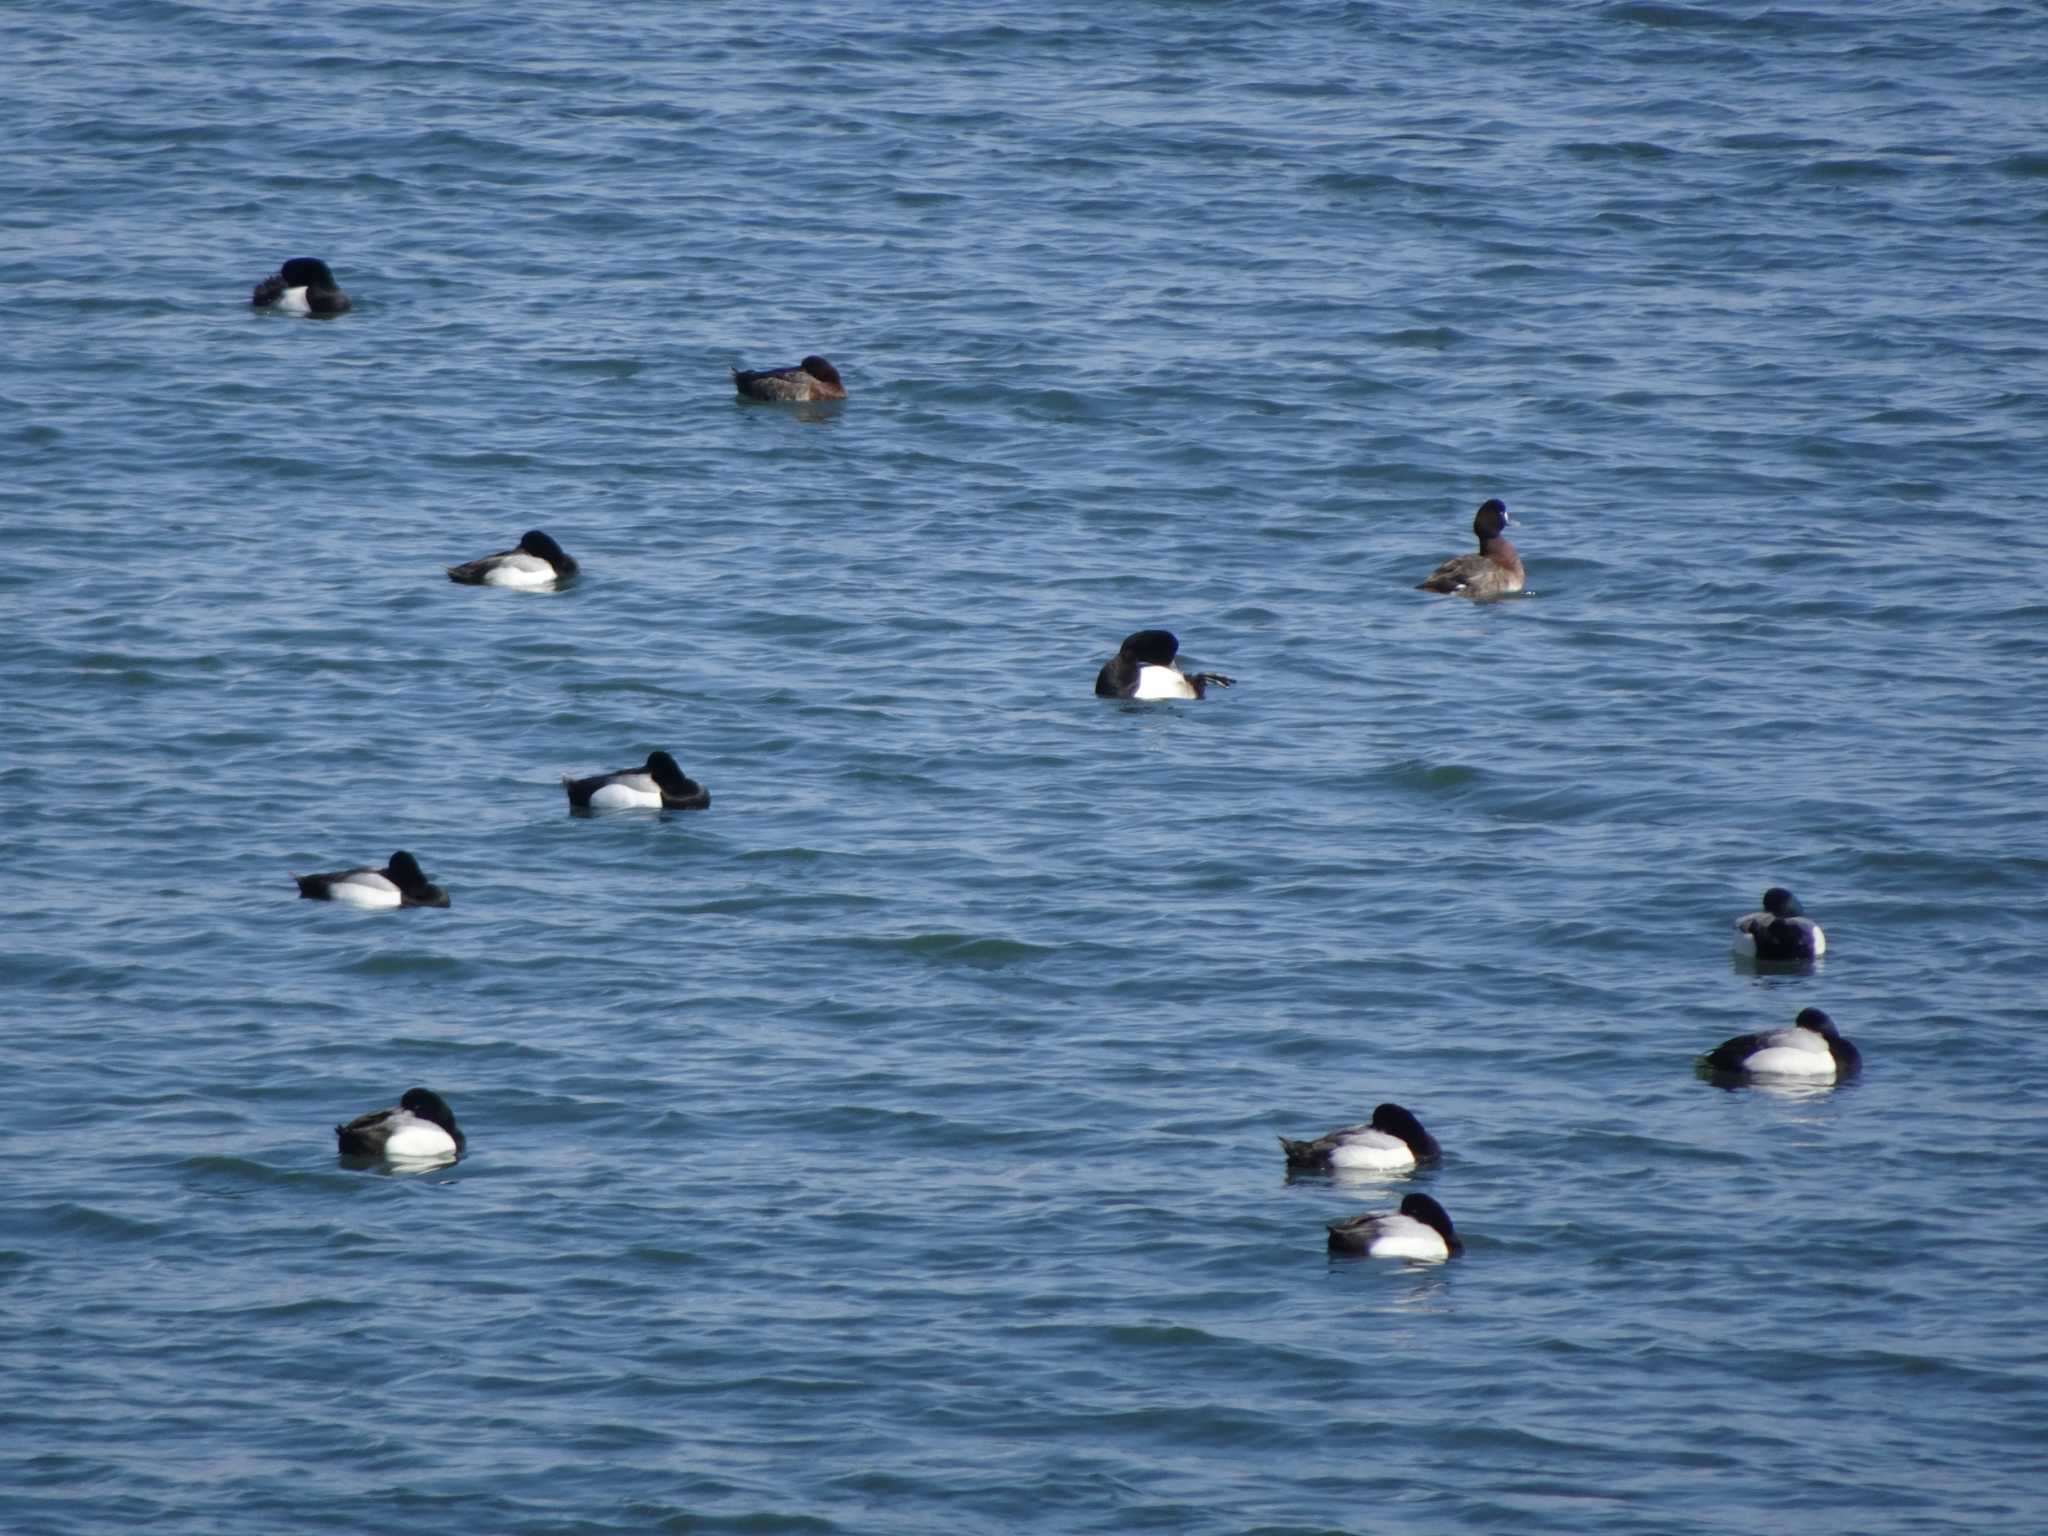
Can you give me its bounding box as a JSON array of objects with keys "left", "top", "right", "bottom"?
[{"left": 1417, "top": 498, "right": 1523, "bottom": 597}]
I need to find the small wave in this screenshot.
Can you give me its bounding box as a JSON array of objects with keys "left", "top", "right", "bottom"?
[
  {"left": 1377, "top": 326, "right": 1464, "bottom": 349},
  {"left": 47, "top": 1203, "right": 167, "bottom": 1240},
  {"left": 1562, "top": 140, "right": 1677, "bottom": 163},
  {"left": 846, "top": 931, "right": 1058, "bottom": 969},
  {"left": 344, "top": 952, "right": 471, "bottom": 977},
  {"left": 1805, "top": 158, "right": 1908, "bottom": 182}
]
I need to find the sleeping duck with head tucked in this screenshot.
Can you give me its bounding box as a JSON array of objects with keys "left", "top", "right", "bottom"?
[
  {"left": 335, "top": 1087, "right": 465, "bottom": 1163},
  {"left": 1094, "top": 629, "right": 1235, "bottom": 700},
  {"left": 733, "top": 355, "right": 846, "bottom": 403},
  {"left": 1280, "top": 1103, "right": 1442, "bottom": 1174},
  {"left": 250, "top": 257, "right": 352, "bottom": 316},
  {"left": 561, "top": 750, "right": 710, "bottom": 811},
  {"left": 445, "top": 529, "right": 579, "bottom": 589}
]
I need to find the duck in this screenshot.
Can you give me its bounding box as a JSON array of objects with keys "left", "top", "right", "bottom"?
[
  {"left": 1326, "top": 1193, "right": 1463, "bottom": 1260},
  {"left": 293, "top": 850, "right": 450, "bottom": 909},
  {"left": 733, "top": 355, "right": 847, "bottom": 402},
  {"left": 1094, "top": 629, "right": 1236, "bottom": 700},
  {"left": 1416, "top": 498, "right": 1524, "bottom": 597},
  {"left": 335, "top": 1087, "right": 465, "bottom": 1162},
  {"left": 562, "top": 750, "right": 710, "bottom": 811},
  {"left": 1702, "top": 1007, "right": 1860, "bottom": 1081},
  {"left": 1733, "top": 886, "right": 1826, "bottom": 961},
  {"left": 1280, "top": 1103, "right": 1441, "bottom": 1173},
  {"left": 250, "top": 257, "right": 352, "bottom": 316},
  {"left": 445, "top": 529, "right": 578, "bottom": 588}
]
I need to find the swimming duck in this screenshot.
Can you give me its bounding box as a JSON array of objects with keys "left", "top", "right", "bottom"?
[
  {"left": 445, "top": 529, "right": 578, "bottom": 588},
  {"left": 1326, "top": 1192, "right": 1463, "bottom": 1260},
  {"left": 293, "top": 850, "right": 449, "bottom": 909},
  {"left": 562, "top": 750, "right": 710, "bottom": 811},
  {"left": 335, "top": 1087, "right": 465, "bottom": 1162},
  {"left": 1280, "top": 1103, "right": 1441, "bottom": 1173},
  {"left": 1733, "top": 887, "right": 1826, "bottom": 961},
  {"left": 250, "top": 257, "right": 352, "bottom": 316},
  {"left": 1703, "top": 1007, "right": 1860, "bottom": 1081},
  {"left": 733, "top": 355, "right": 847, "bottom": 402},
  {"left": 1416, "top": 498, "right": 1524, "bottom": 597},
  {"left": 1094, "top": 629, "right": 1235, "bottom": 700}
]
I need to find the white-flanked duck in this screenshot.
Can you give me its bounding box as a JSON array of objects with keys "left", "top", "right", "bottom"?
[
  {"left": 1733, "top": 886, "right": 1826, "bottom": 962},
  {"left": 1702, "top": 1007, "right": 1860, "bottom": 1081},
  {"left": 250, "top": 257, "right": 352, "bottom": 316},
  {"left": 445, "top": 529, "right": 578, "bottom": 588},
  {"left": 1280, "top": 1103, "right": 1441, "bottom": 1173},
  {"left": 335, "top": 1087, "right": 465, "bottom": 1163},
  {"left": 1094, "top": 629, "right": 1235, "bottom": 700},
  {"left": 1417, "top": 498, "right": 1524, "bottom": 597},
  {"left": 562, "top": 750, "right": 710, "bottom": 811},
  {"left": 1326, "top": 1193, "right": 1463, "bottom": 1260},
  {"left": 733, "top": 355, "right": 846, "bottom": 402},
  {"left": 293, "top": 850, "right": 449, "bottom": 909}
]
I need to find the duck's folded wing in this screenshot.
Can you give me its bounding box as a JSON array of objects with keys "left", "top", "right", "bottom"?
[
  {"left": 445, "top": 549, "right": 514, "bottom": 584},
  {"left": 1417, "top": 555, "right": 1480, "bottom": 593},
  {"left": 1703, "top": 1030, "right": 1770, "bottom": 1071},
  {"left": 734, "top": 368, "right": 803, "bottom": 401}
]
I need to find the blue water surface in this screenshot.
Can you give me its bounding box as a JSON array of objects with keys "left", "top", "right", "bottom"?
[{"left": 3, "top": 3, "right": 2047, "bottom": 1533}]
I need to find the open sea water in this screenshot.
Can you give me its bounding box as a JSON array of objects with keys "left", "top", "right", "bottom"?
[{"left": 4, "top": 2, "right": 2046, "bottom": 1532}]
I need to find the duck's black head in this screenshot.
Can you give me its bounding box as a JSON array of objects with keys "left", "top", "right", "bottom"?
[
  {"left": 1117, "top": 629, "right": 1181, "bottom": 666},
  {"left": 1762, "top": 887, "right": 1802, "bottom": 918},
  {"left": 646, "top": 750, "right": 690, "bottom": 791},
  {"left": 1399, "top": 1192, "right": 1458, "bottom": 1245},
  {"left": 384, "top": 851, "right": 448, "bottom": 906},
  {"left": 1371, "top": 1102, "right": 1438, "bottom": 1157},
  {"left": 519, "top": 530, "right": 568, "bottom": 562},
  {"left": 800, "top": 356, "right": 843, "bottom": 386},
  {"left": 280, "top": 257, "right": 340, "bottom": 289},
  {"left": 1794, "top": 1007, "right": 1838, "bottom": 1039},
  {"left": 1473, "top": 499, "right": 1511, "bottom": 541},
  {"left": 399, "top": 1087, "right": 459, "bottom": 1132}
]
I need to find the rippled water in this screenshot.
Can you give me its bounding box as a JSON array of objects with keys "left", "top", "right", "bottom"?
[{"left": 5, "top": 2, "right": 2047, "bottom": 1532}]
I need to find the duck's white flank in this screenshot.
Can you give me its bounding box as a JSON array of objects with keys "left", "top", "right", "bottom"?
[
  {"left": 1131, "top": 665, "right": 1197, "bottom": 700},
  {"left": 1362, "top": 1215, "right": 1452, "bottom": 1261},
  {"left": 325, "top": 874, "right": 402, "bottom": 909},
  {"left": 588, "top": 780, "right": 662, "bottom": 810},
  {"left": 482, "top": 554, "right": 558, "bottom": 587},
  {"left": 1741, "top": 1033, "right": 1838, "bottom": 1077},
  {"left": 382, "top": 1119, "right": 461, "bottom": 1160},
  {"left": 1327, "top": 1131, "right": 1418, "bottom": 1171}
]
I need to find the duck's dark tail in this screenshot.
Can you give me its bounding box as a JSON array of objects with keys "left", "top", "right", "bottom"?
[{"left": 1277, "top": 1135, "right": 1320, "bottom": 1166}]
